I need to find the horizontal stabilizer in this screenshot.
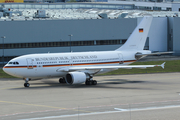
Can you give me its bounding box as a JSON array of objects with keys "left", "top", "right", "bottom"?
[
  {"left": 135, "top": 51, "right": 173, "bottom": 57},
  {"left": 135, "top": 51, "right": 173, "bottom": 60}
]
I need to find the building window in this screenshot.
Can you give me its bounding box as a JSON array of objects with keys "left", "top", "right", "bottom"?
[{"left": 0, "top": 39, "right": 127, "bottom": 49}]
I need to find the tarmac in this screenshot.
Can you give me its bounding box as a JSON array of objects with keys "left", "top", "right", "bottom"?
[{"left": 0, "top": 72, "right": 180, "bottom": 120}]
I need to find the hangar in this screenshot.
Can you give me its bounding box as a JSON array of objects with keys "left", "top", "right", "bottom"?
[{"left": 0, "top": 3, "right": 180, "bottom": 66}]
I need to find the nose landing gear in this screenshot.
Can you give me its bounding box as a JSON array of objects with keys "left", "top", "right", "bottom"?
[
  {"left": 24, "top": 78, "right": 30, "bottom": 87},
  {"left": 24, "top": 83, "right": 30, "bottom": 87}
]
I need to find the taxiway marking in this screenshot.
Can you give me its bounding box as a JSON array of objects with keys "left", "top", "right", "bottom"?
[
  {"left": 0, "top": 100, "right": 66, "bottom": 109},
  {"left": 0, "top": 100, "right": 92, "bottom": 117},
  {"left": 19, "top": 105, "right": 180, "bottom": 120}
]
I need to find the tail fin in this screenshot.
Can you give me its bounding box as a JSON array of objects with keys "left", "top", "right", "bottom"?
[{"left": 116, "top": 16, "right": 153, "bottom": 51}]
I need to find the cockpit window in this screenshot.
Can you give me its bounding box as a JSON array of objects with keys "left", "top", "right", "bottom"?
[{"left": 8, "top": 61, "right": 19, "bottom": 65}]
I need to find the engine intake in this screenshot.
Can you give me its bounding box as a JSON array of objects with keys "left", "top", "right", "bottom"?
[{"left": 66, "top": 72, "right": 90, "bottom": 85}]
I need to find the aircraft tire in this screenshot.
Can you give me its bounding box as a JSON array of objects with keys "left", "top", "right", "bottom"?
[
  {"left": 85, "top": 81, "right": 89, "bottom": 85},
  {"left": 85, "top": 81, "right": 91, "bottom": 85},
  {"left": 92, "top": 80, "right": 97, "bottom": 85},
  {"left": 89, "top": 81, "right": 92, "bottom": 85},
  {"left": 86, "top": 80, "right": 96, "bottom": 85},
  {"left": 59, "top": 78, "right": 62, "bottom": 83},
  {"left": 59, "top": 78, "right": 66, "bottom": 83},
  {"left": 24, "top": 83, "right": 30, "bottom": 87}
]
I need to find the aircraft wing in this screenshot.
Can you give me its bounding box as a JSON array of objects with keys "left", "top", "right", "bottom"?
[{"left": 57, "top": 62, "right": 165, "bottom": 72}]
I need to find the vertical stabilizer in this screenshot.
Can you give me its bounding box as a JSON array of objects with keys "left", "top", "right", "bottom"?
[{"left": 116, "top": 16, "right": 153, "bottom": 51}]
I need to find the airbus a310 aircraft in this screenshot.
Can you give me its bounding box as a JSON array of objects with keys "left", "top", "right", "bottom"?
[{"left": 3, "top": 16, "right": 168, "bottom": 87}]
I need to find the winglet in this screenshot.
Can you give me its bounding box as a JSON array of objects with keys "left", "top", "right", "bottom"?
[{"left": 161, "top": 62, "right": 166, "bottom": 69}]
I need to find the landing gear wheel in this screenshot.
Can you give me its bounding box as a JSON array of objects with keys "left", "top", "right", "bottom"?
[
  {"left": 85, "top": 80, "right": 96, "bottom": 85},
  {"left": 24, "top": 78, "right": 30, "bottom": 87},
  {"left": 85, "top": 81, "right": 89, "bottom": 85},
  {"left": 89, "top": 81, "right": 92, "bottom": 85},
  {"left": 24, "top": 83, "right": 30, "bottom": 87},
  {"left": 85, "top": 81, "right": 91, "bottom": 85},
  {"left": 92, "top": 80, "right": 97, "bottom": 85},
  {"left": 59, "top": 78, "right": 66, "bottom": 84},
  {"left": 85, "top": 75, "right": 97, "bottom": 85}
]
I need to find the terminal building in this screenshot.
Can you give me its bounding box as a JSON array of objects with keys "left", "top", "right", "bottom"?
[{"left": 0, "top": 3, "right": 180, "bottom": 65}]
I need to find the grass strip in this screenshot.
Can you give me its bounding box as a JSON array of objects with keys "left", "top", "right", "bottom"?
[
  {"left": 0, "top": 68, "right": 16, "bottom": 78},
  {"left": 0, "top": 60, "right": 180, "bottom": 78}
]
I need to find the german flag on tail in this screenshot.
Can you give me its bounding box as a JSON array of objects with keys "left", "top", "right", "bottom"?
[{"left": 139, "top": 28, "right": 143, "bottom": 33}]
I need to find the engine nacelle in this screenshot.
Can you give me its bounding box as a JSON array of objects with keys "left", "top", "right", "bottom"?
[{"left": 66, "top": 72, "right": 90, "bottom": 85}]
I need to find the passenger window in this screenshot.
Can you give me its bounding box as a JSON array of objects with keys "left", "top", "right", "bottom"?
[{"left": 16, "top": 62, "right": 19, "bottom": 64}]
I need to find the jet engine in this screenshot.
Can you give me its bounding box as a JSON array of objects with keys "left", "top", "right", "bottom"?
[{"left": 66, "top": 72, "right": 91, "bottom": 85}]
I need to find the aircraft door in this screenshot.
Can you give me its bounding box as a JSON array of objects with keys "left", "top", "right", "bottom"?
[
  {"left": 26, "top": 58, "right": 33, "bottom": 69},
  {"left": 118, "top": 53, "right": 124, "bottom": 64}
]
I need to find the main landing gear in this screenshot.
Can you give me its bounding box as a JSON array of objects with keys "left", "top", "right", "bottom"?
[
  {"left": 86, "top": 75, "right": 97, "bottom": 85},
  {"left": 24, "top": 78, "right": 30, "bottom": 87},
  {"left": 59, "top": 77, "right": 66, "bottom": 84},
  {"left": 85, "top": 80, "right": 97, "bottom": 85}
]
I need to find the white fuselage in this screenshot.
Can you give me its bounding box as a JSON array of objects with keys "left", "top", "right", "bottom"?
[
  {"left": 3, "top": 50, "right": 137, "bottom": 79},
  {"left": 3, "top": 16, "right": 154, "bottom": 87}
]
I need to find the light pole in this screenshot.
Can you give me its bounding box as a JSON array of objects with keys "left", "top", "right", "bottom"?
[
  {"left": 68, "top": 34, "right": 73, "bottom": 52},
  {"left": 1, "top": 36, "right": 5, "bottom": 66}
]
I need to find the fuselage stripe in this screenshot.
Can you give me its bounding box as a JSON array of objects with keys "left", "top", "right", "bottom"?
[
  {"left": 3, "top": 66, "right": 37, "bottom": 68},
  {"left": 4, "top": 60, "right": 136, "bottom": 68}
]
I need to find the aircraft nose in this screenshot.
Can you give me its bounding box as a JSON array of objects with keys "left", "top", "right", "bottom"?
[
  {"left": 3, "top": 65, "right": 9, "bottom": 74},
  {"left": 3, "top": 65, "right": 14, "bottom": 76},
  {"left": 3, "top": 65, "right": 21, "bottom": 78}
]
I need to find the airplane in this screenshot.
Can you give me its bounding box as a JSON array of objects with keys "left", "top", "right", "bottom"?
[{"left": 3, "top": 16, "right": 170, "bottom": 87}]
